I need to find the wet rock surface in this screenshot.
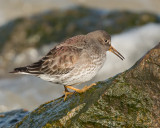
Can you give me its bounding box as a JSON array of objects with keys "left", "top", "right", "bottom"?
[
  {"left": 0, "top": 6, "right": 159, "bottom": 76},
  {"left": 0, "top": 109, "right": 29, "bottom": 128},
  {"left": 2, "top": 43, "right": 158, "bottom": 127}
]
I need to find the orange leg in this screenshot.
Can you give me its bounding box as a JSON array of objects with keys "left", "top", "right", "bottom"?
[
  {"left": 63, "top": 85, "right": 74, "bottom": 101},
  {"left": 63, "top": 83, "right": 96, "bottom": 101},
  {"left": 66, "top": 83, "right": 96, "bottom": 93},
  {"left": 63, "top": 91, "right": 74, "bottom": 101}
]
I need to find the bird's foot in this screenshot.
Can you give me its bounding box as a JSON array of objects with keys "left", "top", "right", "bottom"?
[
  {"left": 66, "top": 83, "right": 96, "bottom": 93},
  {"left": 63, "top": 83, "right": 96, "bottom": 101},
  {"left": 80, "top": 83, "right": 96, "bottom": 93},
  {"left": 63, "top": 91, "right": 74, "bottom": 101}
]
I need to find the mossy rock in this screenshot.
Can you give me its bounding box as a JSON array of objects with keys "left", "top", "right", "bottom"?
[
  {"left": 1, "top": 6, "right": 159, "bottom": 76},
  {"left": 9, "top": 43, "right": 159, "bottom": 128},
  {"left": 0, "top": 6, "right": 159, "bottom": 53}
]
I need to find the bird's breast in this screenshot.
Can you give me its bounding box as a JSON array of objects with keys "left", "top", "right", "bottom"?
[{"left": 60, "top": 51, "right": 106, "bottom": 86}]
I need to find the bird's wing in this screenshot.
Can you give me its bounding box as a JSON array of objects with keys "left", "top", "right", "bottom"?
[
  {"left": 57, "top": 35, "right": 86, "bottom": 48},
  {"left": 27, "top": 45, "right": 82, "bottom": 75}
]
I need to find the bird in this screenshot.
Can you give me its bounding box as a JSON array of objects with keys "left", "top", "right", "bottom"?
[{"left": 10, "top": 30, "right": 124, "bottom": 100}]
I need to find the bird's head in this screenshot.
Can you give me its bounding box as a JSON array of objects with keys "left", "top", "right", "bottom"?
[{"left": 87, "top": 30, "right": 124, "bottom": 60}]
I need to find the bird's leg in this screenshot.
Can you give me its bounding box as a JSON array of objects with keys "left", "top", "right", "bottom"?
[
  {"left": 64, "top": 85, "right": 69, "bottom": 92},
  {"left": 66, "top": 83, "right": 96, "bottom": 93},
  {"left": 63, "top": 85, "right": 74, "bottom": 101}
]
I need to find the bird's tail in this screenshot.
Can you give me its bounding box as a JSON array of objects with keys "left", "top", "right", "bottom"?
[
  {"left": 10, "top": 66, "right": 30, "bottom": 74},
  {"left": 10, "top": 61, "right": 43, "bottom": 75}
]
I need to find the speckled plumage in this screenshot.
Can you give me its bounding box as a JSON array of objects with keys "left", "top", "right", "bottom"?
[{"left": 11, "top": 30, "right": 124, "bottom": 100}]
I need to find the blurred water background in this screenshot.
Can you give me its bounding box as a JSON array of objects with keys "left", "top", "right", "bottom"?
[{"left": 0, "top": 0, "right": 160, "bottom": 112}]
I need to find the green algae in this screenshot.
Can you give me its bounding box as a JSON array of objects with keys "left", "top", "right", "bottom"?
[
  {"left": 13, "top": 73, "right": 155, "bottom": 128},
  {"left": 77, "top": 76, "right": 152, "bottom": 127}
]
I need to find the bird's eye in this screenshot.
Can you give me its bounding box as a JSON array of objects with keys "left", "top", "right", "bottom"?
[{"left": 105, "top": 40, "right": 108, "bottom": 42}]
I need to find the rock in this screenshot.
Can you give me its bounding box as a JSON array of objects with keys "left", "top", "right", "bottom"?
[
  {"left": 0, "top": 7, "right": 158, "bottom": 51},
  {"left": 0, "top": 109, "right": 29, "bottom": 128},
  {"left": 7, "top": 43, "right": 159, "bottom": 128},
  {"left": 0, "top": 6, "right": 159, "bottom": 76}
]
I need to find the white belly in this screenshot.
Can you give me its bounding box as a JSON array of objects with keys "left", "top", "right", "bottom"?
[{"left": 61, "top": 54, "right": 106, "bottom": 85}]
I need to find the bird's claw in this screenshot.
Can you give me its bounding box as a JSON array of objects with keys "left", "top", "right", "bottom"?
[{"left": 63, "top": 91, "right": 74, "bottom": 101}]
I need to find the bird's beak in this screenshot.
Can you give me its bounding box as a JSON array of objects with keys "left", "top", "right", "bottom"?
[{"left": 109, "top": 46, "right": 125, "bottom": 60}]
